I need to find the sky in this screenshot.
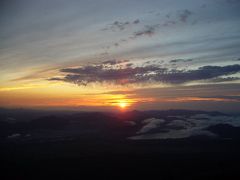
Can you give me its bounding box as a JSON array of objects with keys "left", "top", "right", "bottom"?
[{"left": 0, "top": 0, "right": 240, "bottom": 112}]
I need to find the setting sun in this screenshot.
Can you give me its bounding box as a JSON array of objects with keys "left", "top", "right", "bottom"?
[{"left": 118, "top": 102, "right": 128, "bottom": 109}]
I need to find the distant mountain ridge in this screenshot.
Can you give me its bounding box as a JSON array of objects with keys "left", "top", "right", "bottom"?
[{"left": 0, "top": 109, "right": 239, "bottom": 142}]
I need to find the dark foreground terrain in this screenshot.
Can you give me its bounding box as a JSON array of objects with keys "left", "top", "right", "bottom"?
[
  {"left": 2, "top": 139, "right": 240, "bottom": 179},
  {"left": 1, "top": 109, "right": 240, "bottom": 179}
]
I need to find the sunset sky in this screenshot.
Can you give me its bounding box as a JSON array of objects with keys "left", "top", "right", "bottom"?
[{"left": 1, "top": 0, "right": 240, "bottom": 112}]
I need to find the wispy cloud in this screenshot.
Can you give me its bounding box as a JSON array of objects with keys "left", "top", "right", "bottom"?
[
  {"left": 131, "top": 9, "right": 193, "bottom": 38},
  {"left": 178, "top": 9, "right": 192, "bottom": 23},
  {"left": 169, "top": 59, "right": 193, "bottom": 63},
  {"left": 0, "top": 84, "right": 48, "bottom": 92},
  {"left": 102, "top": 19, "right": 140, "bottom": 31},
  {"left": 164, "top": 96, "right": 240, "bottom": 102},
  {"left": 132, "top": 25, "right": 156, "bottom": 38},
  {"left": 102, "top": 59, "right": 129, "bottom": 65},
  {"left": 109, "top": 9, "right": 195, "bottom": 47}
]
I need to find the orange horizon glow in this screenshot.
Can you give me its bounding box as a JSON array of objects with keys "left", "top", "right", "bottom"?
[
  {"left": 2, "top": 80, "right": 239, "bottom": 110},
  {"left": 0, "top": 84, "right": 146, "bottom": 109}
]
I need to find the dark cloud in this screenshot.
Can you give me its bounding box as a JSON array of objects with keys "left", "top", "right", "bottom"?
[
  {"left": 129, "top": 9, "right": 193, "bottom": 40},
  {"left": 113, "top": 21, "right": 129, "bottom": 31},
  {"left": 161, "top": 9, "right": 193, "bottom": 27},
  {"left": 162, "top": 20, "right": 177, "bottom": 27},
  {"left": 112, "top": 25, "right": 157, "bottom": 46},
  {"left": 133, "top": 19, "right": 140, "bottom": 24},
  {"left": 52, "top": 65, "right": 162, "bottom": 85},
  {"left": 48, "top": 77, "right": 63, "bottom": 81},
  {"left": 178, "top": 9, "right": 192, "bottom": 23},
  {"left": 103, "top": 19, "right": 140, "bottom": 31},
  {"left": 166, "top": 13, "right": 171, "bottom": 18},
  {"left": 126, "top": 63, "right": 133, "bottom": 67},
  {"left": 146, "top": 83, "right": 240, "bottom": 96},
  {"left": 158, "top": 64, "right": 240, "bottom": 84},
  {"left": 108, "top": 9, "right": 195, "bottom": 47},
  {"left": 170, "top": 59, "right": 193, "bottom": 63},
  {"left": 102, "top": 59, "right": 129, "bottom": 65},
  {"left": 49, "top": 61, "right": 240, "bottom": 86},
  {"left": 132, "top": 25, "right": 156, "bottom": 38}
]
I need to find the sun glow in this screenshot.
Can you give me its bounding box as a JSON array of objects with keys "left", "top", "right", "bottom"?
[{"left": 118, "top": 101, "right": 128, "bottom": 109}]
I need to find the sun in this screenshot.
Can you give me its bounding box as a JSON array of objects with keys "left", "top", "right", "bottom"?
[{"left": 118, "top": 102, "right": 128, "bottom": 109}]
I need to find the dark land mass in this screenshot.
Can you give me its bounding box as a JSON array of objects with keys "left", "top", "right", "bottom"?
[{"left": 1, "top": 109, "right": 240, "bottom": 179}]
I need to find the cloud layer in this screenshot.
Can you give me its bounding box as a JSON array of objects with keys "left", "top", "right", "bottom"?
[
  {"left": 129, "top": 113, "right": 240, "bottom": 140},
  {"left": 49, "top": 61, "right": 240, "bottom": 86}
]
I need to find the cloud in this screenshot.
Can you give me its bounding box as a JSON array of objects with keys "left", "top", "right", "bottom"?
[
  {"left": 167, "top": 120, "right": 193, "bottom": 129},
  {"left": 190, "top": 114, "right": 240, "bottom": 127},
  {"left": 178, "top": 9, "right": 192, "bottom": 23},
  {"left": 102, "top": 59, "right": 129, "bottom": 65},
  {"left": 125, "top": 121, "right": 137, "bottom": 126},
  {"left": 207, "top": 77, "right": 240, "bottom": 83},
  {"left": 123, "top": 9, "right": 194, "bottom": 44},
  {"left": 111, "top": 24, "right": 157, "bottom": 46},
  {"left": 133, "top": 19, "right": 140, "bottom": 24},
  {"left": 51, "top": 64, "right": 163, "bottom": 85},
  {"left": 199, "top": 95, "right": 240, "bottom": 102},
  {"left": 162, "top": 9, "right": 193, "bottom": 27},
  {"left": 103, "top": 19, "right": 140, "bottom": 31},
  {"left": 165, "top": 96, "right": 240, "bottom": 102},
  {"left": 108, "top": 9, "right": 195, "bottom": 47},
  {"left": 49, "top": 62, "right": 240, "bottom": 86},
  {"left": 162, "top": 20, "right": 177, "bottom": 27},
  {"left": 169, "top": 59, "right": 193, "bottom": 63},
  {"left": 137, "top": 118, "right": 165, "bottom": 134},
  {"left": 129, "top": 113, "right": 240, "bottom": 140},
  {"left": 7, "top": 133, "right": 21, "bottom": 139},
  {"left": 132, "top": 25, "right": 157, "bottom": 38},
  {"left": 131, "top": 9, "right": 193, "bottom": 39},
  {"left": 156, "top": 64, "right": 240, "bottom": 84}
]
